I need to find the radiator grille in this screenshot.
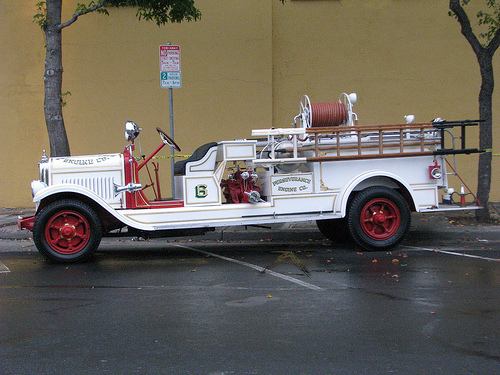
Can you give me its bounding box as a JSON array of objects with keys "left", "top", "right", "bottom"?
[{"left": 61, "top": 177, "right": 115, "bottom": 201}]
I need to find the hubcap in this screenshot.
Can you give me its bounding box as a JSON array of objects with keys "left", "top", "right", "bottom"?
[{"left": 60, "top": 224, "right": 76, "bottom": 239}]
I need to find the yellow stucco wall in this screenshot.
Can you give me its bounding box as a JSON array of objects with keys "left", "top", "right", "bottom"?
[{"left": 1, "top": 0, "right": 499, "bottom": 207}]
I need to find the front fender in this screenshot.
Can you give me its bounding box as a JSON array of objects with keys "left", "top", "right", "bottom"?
[
  {"left": 33, "top": 184, "right": 136, "bottom": 229},
  {"left": 34, "top": 184, "right": 113, "bottom": 206}
]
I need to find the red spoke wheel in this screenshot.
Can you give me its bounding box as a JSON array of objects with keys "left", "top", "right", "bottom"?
[
  {"left": 347, "top": 187, "right": 410, "bottom": 251},
  {"left": 33, "top": 199, "right": 102, "bottom": 263},
  {"left": 45, "top": 210, "right": 91, "bottom": 255},
  {"left": 359, "top": 198, "right": 401, "bottom": 241}
]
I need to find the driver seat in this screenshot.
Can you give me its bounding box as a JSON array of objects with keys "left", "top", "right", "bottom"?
[{"left": 174, "top": 142, "right": 218, "bottom": 176}]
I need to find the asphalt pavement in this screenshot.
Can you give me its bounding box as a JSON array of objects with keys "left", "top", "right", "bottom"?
[{"left": 2, "top": 207, "right": 500, "bottom": 374}]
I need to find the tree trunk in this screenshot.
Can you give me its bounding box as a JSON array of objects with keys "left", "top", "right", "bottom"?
[
  {"left": 44, "top": 0, "right": 70, "bottom": 157},
  {"left": 475, "top": 51, "right": 494, "bottom": 221}
]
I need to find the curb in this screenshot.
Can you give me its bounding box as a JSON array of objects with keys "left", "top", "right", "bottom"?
[
  {"left": 0, "top": 211, "right": 323, "bottom": 242},
  {"left": 1, "top": 209, "right": 499, "bottom": 242}
]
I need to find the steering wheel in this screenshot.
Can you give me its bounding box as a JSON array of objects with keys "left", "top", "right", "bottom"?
[{"left": 156, "top": 127, "right": 181, "bottom": 152}]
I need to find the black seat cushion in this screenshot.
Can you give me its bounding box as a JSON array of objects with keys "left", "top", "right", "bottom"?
[{"left": 174, "top": 142, "right": 218, "bottom": 175}]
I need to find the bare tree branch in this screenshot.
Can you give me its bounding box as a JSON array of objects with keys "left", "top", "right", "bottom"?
[
  {"left": 449, "top": 0, "right": 483, "bottom": 55},
  {"left": 59, "top": 1, "right": 106, "bottom": 29}
]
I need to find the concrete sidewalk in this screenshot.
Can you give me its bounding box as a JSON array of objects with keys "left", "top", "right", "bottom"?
[
  {"left": 0, "top": 208, "right": 35, "bottom": 240},
  {"left": 2, "top": 205, "right": 500, "bottom": 243}
]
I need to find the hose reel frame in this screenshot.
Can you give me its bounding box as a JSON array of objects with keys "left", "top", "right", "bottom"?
[{"left": 298, "top": 93, "right": 358, "bottom": 131}]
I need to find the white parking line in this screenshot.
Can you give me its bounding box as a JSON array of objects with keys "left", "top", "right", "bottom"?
[
  {"left": 402, "top": 246, "right": 500, "bottom": 262},
  {"left": 0, "top": 261, "right": 10, "bottom": 273},
  {"left": 175, "top": 244, "right": 325, "bottom": 291}
]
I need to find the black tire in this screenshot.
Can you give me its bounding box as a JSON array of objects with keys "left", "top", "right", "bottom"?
[
  {"left": 347, "top": 187, "right": 411, "bottom": 251},
  {"left": 316, "top": 218, "right": 351, "bottom": 242},
  {"left": 33, "top": 199, "right": 102, "bottom": 263}
]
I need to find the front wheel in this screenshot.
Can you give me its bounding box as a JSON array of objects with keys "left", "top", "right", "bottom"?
[
  {"left": 33, "top": 199, "right": 102, "bottom": 263},
  {"left": 347, "top": 187, "right": 411, "bottom": 251}
]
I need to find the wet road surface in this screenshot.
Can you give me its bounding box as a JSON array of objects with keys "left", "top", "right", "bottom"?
[{"left": 1, "top": 217, "right": 500, "bottom": 374}]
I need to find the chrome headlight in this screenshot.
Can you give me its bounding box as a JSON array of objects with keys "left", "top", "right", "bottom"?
[
  {"left": 31, "top": 180, "right": 47, "bottom": 197},
  {"left": 39, "top": 160, "right": 49, "bottom": 184}
]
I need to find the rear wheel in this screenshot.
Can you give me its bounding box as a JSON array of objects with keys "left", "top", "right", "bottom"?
[
  {"left": 347, "top": 187, "right": 411, "bottom": 251},
  {"left": 33, "top": 199, "right": 102, "bottom": 263}
]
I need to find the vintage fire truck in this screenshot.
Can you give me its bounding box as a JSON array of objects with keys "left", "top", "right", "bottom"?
[{"left": 19, "top": 93, "right": 482, "bottom": 262}]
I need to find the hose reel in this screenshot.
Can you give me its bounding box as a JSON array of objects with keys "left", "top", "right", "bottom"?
[{"left": 297, "top": 93, "right": 358, "bottom": 129}]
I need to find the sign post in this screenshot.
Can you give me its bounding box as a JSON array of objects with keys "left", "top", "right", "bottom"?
[{"left": 159, "top": 44, "right": 181, "bottom": 198}]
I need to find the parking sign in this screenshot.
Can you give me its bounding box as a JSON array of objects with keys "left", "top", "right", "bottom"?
[
  {"left": 159, "top": 45, "right": 181, "bottom": 88},
  {"left": 160, "top": 72, "right": 182, "bottom": 88}
]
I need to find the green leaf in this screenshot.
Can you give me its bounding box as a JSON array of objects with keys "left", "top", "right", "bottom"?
[
  {"left": 103, "top": 0, "right": 202, "bottom": 25},
  {"left": 33, "top": 1, "right": 48, "bottom": 29},
  {"left": 450, "top": 0, "right": 500, "bottom": 45}
]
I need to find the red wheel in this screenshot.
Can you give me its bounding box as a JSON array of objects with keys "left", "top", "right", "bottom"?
[
  {"left": 359, "top": 198, "right": 401, "bottom": 241},
  {"left": 44, "top": 210, "right": 91, "bottom": 255},
  {"left": 347, "top": 187, "right": 410, "bottom": 251},
  {"left": 33, "top": 199, "right": 102, "bottom": 263}
]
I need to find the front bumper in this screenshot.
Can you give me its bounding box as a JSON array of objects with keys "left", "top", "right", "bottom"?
[{"left": 18, "top": 215, "right": 35, "bottom": 231}]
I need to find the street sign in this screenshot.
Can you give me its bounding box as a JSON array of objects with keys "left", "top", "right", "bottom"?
[
  {"left": 159, "top": 45, "right": 181, "bottom": 88},
  {"left": 160, "top": 72, "right": 181, "bottom": 88},
  {"left": 159, "top": 44, "right": 181, "bottom": 196},
  {"left": 159, "top": 45, "right": 180, "bottom": 71}
]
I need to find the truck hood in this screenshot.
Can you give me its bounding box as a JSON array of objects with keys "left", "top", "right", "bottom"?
[{"left": 49, "top": 153, "right": 123, "bottom": 171}]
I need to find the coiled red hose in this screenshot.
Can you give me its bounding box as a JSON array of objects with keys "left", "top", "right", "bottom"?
[{"left": 310, "top": 102, "right": 348, "bottom": 127}]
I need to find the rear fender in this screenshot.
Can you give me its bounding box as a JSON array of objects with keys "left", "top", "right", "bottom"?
[{"left": 338, "top": 172, "right": 415, "bottom": 216}]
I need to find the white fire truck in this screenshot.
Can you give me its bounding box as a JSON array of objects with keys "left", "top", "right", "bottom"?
[{"left": 19, "top": 93, "right": 482, "bottom": 262}]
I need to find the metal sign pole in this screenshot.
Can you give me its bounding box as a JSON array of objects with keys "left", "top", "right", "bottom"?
[
  {"left": 167, "top": 42, "right": 175, "bottom": 199},
  {"left": 169, "top": 86, "right": 175, "bottom": 198},
  {"left": 159, "top": 42, "right": 181, "bottom": 199}
]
